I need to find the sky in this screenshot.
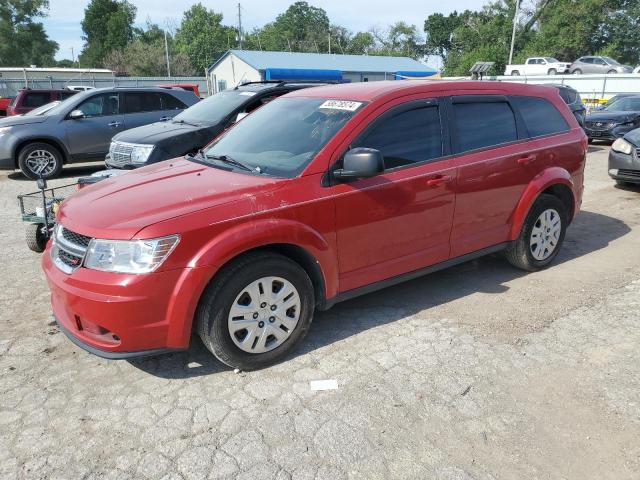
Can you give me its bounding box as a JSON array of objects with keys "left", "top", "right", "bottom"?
[{"left": 43, "top": 0, "right": 488, "bottom": 64}]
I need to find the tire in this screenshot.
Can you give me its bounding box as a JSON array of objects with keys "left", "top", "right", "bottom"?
[
  {"left": 18, "top": 142, "right": 64, "bottom": 180},
  {"left": 505, "top": 194, "right": 568, "bottom": 272},
  {"left": 25, "top": 223, "right": 48, "bottom": 253},
  {"left": 511, "top": 70, "right": 520, "bottom": 76},
  {"left": 615, "top": 179, "right": 631, "bottom": 187},
  {"left": 548, "top": 68, "right": 557, "bottom": 75},
  {"left": 572, "top": 69, "right": 582, "bottom": 75},
  {"left": 607, "top": 70, "right": 617, "bottom": 74},
  {"left": 196, "top": 252, "right": 315, "bottom": 370}
]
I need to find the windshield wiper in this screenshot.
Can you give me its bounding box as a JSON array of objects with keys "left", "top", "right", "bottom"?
[
  {"left": 202, "top": 153, "right": 259, "bottom": 173},
  {"left": 172, "top": 118, "right": 201, "bottom": 127}
]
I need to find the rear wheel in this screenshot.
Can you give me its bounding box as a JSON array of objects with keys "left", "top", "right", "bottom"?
[
  {"left": 18, "top": 142, "right": 63, "bottom": 179},
  {"left": 505, "top": 194, "right": 568, "bottom": 272},
  {"left": 511, "top": 70, "right": 520, "bottom": 76},
  {"left": 196, "top": 252, "right": 315, "bottom": 370},
  {"left": 548, "top": 68, "right": 557, "bottom": 75},
  {"left": 572, "top": 69, "right": 582, "bottom": 75},
  {"left": 607, "top": 69, "right": 617, "bottom": 74}
]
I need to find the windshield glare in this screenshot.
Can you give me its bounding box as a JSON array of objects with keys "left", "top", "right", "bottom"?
[
  {"left": 25, "top": 101, "right": 61, "bottom": 116},
  {"left": 174, "top": 90, "right": 249, "bottom": 125},
  {"left": 604, "top": 97, "right": 640, "bottom": 112},
  {"left": 201, "top": 97, "right": 363, "bottom": 177},
  {"left": 603, "top": 57, "right": 620, "bottom": 65},
  {"left": 545, "top": 57, "right": 560, "bottom": 63}
]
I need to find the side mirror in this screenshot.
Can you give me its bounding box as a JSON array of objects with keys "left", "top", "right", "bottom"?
[
  {"left": 69, "top": 109, "right": 84, "bottom": 119},
  {"left": 333, "top": 148, "right": 384, "bottom": 180},
  {"left": 235, "top": 112, "right": 249, "bottom": 123}
]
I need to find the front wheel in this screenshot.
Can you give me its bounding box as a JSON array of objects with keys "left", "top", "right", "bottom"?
[
  {"left": 505, "top": 194, "right": 568, "bottom": 272},
  {"left": 511, "top": 70, "right": 520, "bottom": 76},
  {"left": 548, "top": 68, "right": 557, "bottom": 75},
  {"left": 607, "top": 70, "right": 617, "bottom": 74},
  {"left": 18, "top": 142, "right": 63, "bottom": 180},
  {"left": 572, "top": 69, "right": 582, "bottom": 75},
  {"left": 196, "top": 252, "right": 315, "bottom": 370}
]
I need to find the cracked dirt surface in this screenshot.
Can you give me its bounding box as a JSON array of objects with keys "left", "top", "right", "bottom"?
[{"left": 0, "top": 145, "right": 639, "bottom": 479}]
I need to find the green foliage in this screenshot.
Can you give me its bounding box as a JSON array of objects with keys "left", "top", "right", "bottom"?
[
  {"left": 173, "top": 3, "right": 235, "bottom": 72},
  {"left": 79, "top": 0, "right": 136, "bottom": 68},
  {"left": 0, "top": 0, "right": 58, "bottom": 67}
]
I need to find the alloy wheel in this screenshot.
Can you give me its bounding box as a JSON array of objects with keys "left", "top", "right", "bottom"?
[
  {"left": 227, "top": 276, "right": 301, "bottom": 353},
  {"left": 530, "top": 208, "right": 562, "bottom": 261},
  {"left": 25, "top": 149, "right": 57, "bottom": 176}
]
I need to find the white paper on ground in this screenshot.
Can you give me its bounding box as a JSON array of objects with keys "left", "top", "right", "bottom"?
[{"left": 310, "top": 379, "right": 339, "bottom": 391}]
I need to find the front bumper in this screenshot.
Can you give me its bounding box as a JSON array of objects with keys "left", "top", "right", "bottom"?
[
  {"left": 608, "top": 149, "right": 640, "bottom": 183},
  {"left": 42, "top": 246, "right": 211, "bottom": 357},
  {"left": 585, "top": 124, "right": 636, "bottom": 141}
]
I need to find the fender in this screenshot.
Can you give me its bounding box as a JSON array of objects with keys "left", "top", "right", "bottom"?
[
  {"left": 13, "top": 135, "right": 72, "bottom": 164},
  {"left": 508, "top": 166, "right": 574, "bottom": 240}
]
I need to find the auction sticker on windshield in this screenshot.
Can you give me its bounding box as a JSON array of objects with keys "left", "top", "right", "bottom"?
[{"left": 319, "top": 100, "right": 362, "bottom": 111}]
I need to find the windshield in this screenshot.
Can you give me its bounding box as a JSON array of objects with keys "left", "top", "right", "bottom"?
[
  {"left": 603, "top": 97, "right": 640, "bottom": 112},
  {"left": 200, "top": 97, "right": 364, "bottom": 177},
  {"left": 25, "top": 100, "right": 61, "bottom": 116},
  {"left": 545, "top": 57, "right": 560, "bottom": 63},
  {"left": 46, "top": 92, "right": 89, "bottom": 116},
  {"left": 173, "top": 90, "right": 251, "bottom": 125},
  {"left": 603, "top": 57, "right": 620, "bottom": 65}
]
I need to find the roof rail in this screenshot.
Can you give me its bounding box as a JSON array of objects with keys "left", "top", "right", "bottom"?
[{"left": 234, "top": 80, "right": 338, "bottom": 90}]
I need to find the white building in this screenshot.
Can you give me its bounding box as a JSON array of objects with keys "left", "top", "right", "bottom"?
[{"left": 207, "top": 50, "right": 438, "bottom": 93}]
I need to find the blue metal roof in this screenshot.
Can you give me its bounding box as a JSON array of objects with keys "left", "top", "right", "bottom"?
[{"left": 211, "top": 50, "right": 436, "bottom": 75}]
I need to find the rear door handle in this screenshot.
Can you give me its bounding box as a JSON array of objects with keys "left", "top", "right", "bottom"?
[
  {"left": 517, "top": 155, "right": 536, "bottom": 166},
  {"left": 108, "top": 121, "right": 122, "bottom": 128},
  {"left": 160, "top": 116, "right": 172, "bottom": 121},
  {"left": 425, "top": 174, "right": 452, "bottom": 187}
]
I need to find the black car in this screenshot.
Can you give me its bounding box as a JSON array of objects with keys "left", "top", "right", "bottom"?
[
  {"left": 608, "top": 129, "right": 640, "bottom": 185},
  {"left": 549, "top": 84, "right": 586, "bottom": 127},
  {"left": 584, "top": 95, "right": 640, "bottom": 142},
  {"left": 105, "top": 81, "right": 327, "bottom": 169}
]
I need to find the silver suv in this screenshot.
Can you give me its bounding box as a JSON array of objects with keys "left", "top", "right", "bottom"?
[
  {"left": 0, "top": 87, "right": 199, "bottom": 179},
  {"left": 569, "top": 56, "right": 632, "bottom": 75}
]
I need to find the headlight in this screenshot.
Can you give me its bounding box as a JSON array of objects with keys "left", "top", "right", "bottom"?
[
  {"left": 84, "top": 235, "right": 179, "bottom": 274},
  {"left": 0, "top": 126, "right": 12, "bottom": 136},
  {"left": 130, "top": 144, "right": 154, "bottom": 165},
  {"left": 611, "top": 138, "right": 633, "bottom": 155}
]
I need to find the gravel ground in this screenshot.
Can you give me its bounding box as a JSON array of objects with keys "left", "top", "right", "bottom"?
[{"left": 0, "top": 145, "right": 639, "bottom": 480}]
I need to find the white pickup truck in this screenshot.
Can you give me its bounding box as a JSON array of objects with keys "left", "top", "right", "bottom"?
[{"left": 504, "top": 57, "right": 571, "bottom": 76}]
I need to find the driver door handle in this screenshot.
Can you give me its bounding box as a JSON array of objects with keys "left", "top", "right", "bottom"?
[
  {"left": 517, "top": 155, "right": 536, "bottom": 166},
  {"left": 425, "top": 174, "right": 452, "bottom": 187},
  {"left": 108, "top": 121, "right": 122, "bottom": 128}
]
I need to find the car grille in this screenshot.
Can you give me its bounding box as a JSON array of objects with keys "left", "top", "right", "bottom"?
[
  {"left": 585, "top": 121, "right": 615, "bottom": 131},
  {"left": 108, "top": 142, "right": 133, "bottom": 167},
  {"left": 52, "top": 226, "right": 92, "bottom": 274},
  {"left": 619, "top": 169, "right": 640, "bottom": 179}
]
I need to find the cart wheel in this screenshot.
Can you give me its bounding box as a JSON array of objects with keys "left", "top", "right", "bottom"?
[{"left": 25, "top": 224, "right": 48, "bottom": 253}]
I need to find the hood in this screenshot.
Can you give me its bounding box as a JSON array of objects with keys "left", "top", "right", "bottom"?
[
  {"left": 57, "top": 159, "right": 283, "bottom": 239},
  {"left": 113, "top": 120, "right": 206, "bottom": 144},
  {"left": 586, "top": 111, "right": 640, "bottom": 123},
  {"left": 0, "top": 115, "right": 48, "bottom": 127},
  {"left": 624, "top": 128, "right": 640, "bottom": 146}
]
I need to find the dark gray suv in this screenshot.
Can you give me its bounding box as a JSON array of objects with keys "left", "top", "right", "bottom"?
[{"left": 0, "top": 87, "right": 199, "bottom": 179}]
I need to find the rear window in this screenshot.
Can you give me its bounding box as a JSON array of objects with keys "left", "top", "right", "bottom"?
[
  {"left": 557, "top": 88, "right": 577, "bottom": 105},
  {"left": 124, "top": 92, "right": 162, "bottom": 113},
  {"left": 22, "top": 92, "right": 51, "bottom": 108},
  {"left": 512, "top": 96, "right": 570, "bottom": 138},
  {"left": 452, "top": 101, "right": 518, "bottom": 153}
]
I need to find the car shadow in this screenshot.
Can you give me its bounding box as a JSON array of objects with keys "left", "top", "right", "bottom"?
[
  {"left": 8, "top": 164, "right": 105, "bottom": 181},
  {"left": 129, "top": 209, "right": 630, "bottom": 379},
  {"left": 614, "top": 182, "right": 640, "bottom": 193},
  {"left": 587, "top": 144, "right": 607, "bottom": 153}
]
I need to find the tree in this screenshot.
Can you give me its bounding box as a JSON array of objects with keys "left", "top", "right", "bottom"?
[
  {"left": 174, "top": 3, "right": 234, "bottom": 72},
  {"left": 79, "top": 0, "right": 136, "bottom": 67},
  {"left": 0, "top": 0, "right": 58, "bottom": 67},
  {"left": 370, "top": 22, "right": 424, "bottom": 58}
]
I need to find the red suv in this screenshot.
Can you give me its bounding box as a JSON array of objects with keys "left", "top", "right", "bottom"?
[
  {"left": 7, "top": 88, "right": 77, "bottom": 116},
  {"left": 43, "top": 81, "right": 586, "bottom": 369}
]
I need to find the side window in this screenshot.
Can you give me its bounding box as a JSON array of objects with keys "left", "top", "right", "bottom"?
[
  {"left": 452, "top": 100, "right": 518, "bottom": 153},
  {"left": 582, "top": 57, "right": 593, "bottom": 64},
  {"left": 160, "top": 93, "right": 186, "bottom": 110},
  {"left": 356, "top": 105, "right": 443, "bottom": 169},
  {"left": 594, "top": 58, "right": 606, "bottom": 65},
  {"left": 124, "top": 92, "right": 162, "bottom": 113},
  {"left": 22, "top": 92, "right": 51, "bottom": 107},
  {"left": 512, "top": 96, "right": 570, "bottom": 138},
  {"left": 76, "top": 93, "right": 120, "bottom": 117},
  {"left": 217, "top": 80, "right": 227, "bottom": 92}
]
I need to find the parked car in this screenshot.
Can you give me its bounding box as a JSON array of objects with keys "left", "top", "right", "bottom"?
[
  {"left": 549, "top": 84, "right": 586, "bottom": 126},
  {"left": 593, "top": 93, "right": 636, "bottom": 111},
  {"left": 6, "top": 88, "right": 78, "bottom": 116},
  {"left": 106, "top": 81, "right": 327, "bottom": 170},
  {"left": 569, "top": 56, "right": 632, "bottom": 75},
  {"left": 584, "top": 95, "right": 640, "bottom": 142},
  {"left": 0, "top": 87, "right": 199, "bottom": 179},
  {"left": 0, "top": 95, "right": 14, "bottom": 116},
  {"left": 504, "top": 57, "right": 571, "bottom": 76},
  {"left": 42, "top": 80, "right": 586, "bottom": 369},
  {"left": 608, "top": 130, "right": 640, "bottom": 185},
  {"left": 158, "top": 84, "right": 201, "bottom": 98}
]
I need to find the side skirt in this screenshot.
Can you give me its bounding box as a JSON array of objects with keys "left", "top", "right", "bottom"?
[{"left": 321, "top": 242, "right": 509, "bottom": 310}]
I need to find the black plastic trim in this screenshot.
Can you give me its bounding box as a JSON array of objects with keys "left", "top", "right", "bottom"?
[
  {"left": 54, "top": 316, "right": 182, "bottom": 359},
  {"left": 321, "top": 242, "right": 509, "bottom": 310}
]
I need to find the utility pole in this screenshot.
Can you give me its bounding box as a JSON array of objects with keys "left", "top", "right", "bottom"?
[
  {"left": 237, "top": 3, "right": 243, "bottom": 49},
  {"left": 328, "top": 31, "right": 331, "bottom": 54},
  {"left": 70, "top": 47, "right": 75, "bottom": 66},
  {"left": 508, "top": 0, "right": 521, "bottom": 66},
  {"left": 164, "top": 29, "right": 171, "bottom": 77}
]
